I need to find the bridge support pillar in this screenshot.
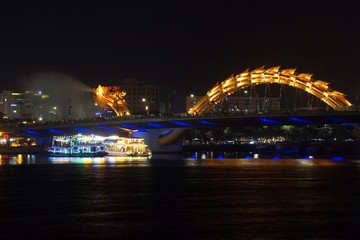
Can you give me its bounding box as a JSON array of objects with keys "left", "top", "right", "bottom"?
[{"left": 133, "top": 128, "right": 185, "bottom": 154}]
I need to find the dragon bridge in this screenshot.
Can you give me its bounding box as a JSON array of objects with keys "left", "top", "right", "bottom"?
[
  {"left": 188, "top": 66, "right": 352, "bottom": 115},
  {"left": 93, "top": 85, "right": 131, "bottom": 116}
]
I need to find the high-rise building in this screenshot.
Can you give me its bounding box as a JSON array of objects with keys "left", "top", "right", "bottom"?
[
  {"left": 0, "top": 90, "right": 52, "bottom": 120},
  {"left": 0, "top": 91, "right": 12, "bottom": 118},
  {"left": 120, "top": 79, "right": 160, "bottom": 115}
]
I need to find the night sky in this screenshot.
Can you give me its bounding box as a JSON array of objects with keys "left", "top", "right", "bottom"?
[{"left": 1, "top": 1, "right": 360, "bottom": 112}]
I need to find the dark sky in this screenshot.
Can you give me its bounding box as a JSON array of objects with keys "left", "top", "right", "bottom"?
[{"left": 1, "top": 1, "right": 360, "bottom": 111}]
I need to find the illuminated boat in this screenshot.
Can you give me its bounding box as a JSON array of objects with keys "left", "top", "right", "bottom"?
[
  {"left": 48, "top": 145, "right": 108, "bottom": 157},
  {"left": 48, "top": 134, "right": 108, "bottom": 157},
  {"left": 103, "top": 136, "right": 152, "bottom": 157}
]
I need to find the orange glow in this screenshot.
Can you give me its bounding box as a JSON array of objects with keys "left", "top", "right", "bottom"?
[
  {"left": 93, "top": 85, "right": 131, "bottom": 116},
  {"left": 188, "top": 66, "right": 353, "bottom": 115}
]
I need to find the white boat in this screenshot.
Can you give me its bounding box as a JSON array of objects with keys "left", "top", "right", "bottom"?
[{"left": 103, "top": 136, "right": 152, "bottom": 157}]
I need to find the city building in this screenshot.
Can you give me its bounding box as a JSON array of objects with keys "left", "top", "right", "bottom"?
[
  {"left": 120, "top": 79, "right": 160, "bottom": 115},
  {"left": 185, "top": 94, "right": 203, "bottom": 113},
  {"left": 0, "top": 90, "right": 53, "bottom": 121},
  {"left": 185, "top": 91, "right": 280, "bottom": 114}
]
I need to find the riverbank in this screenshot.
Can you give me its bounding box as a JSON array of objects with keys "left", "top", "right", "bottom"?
[{"left": 0, "top": 146, "right": 47, "bottom": 155}]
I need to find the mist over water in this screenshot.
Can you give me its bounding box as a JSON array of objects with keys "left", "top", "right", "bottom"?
[{"left": 19, "top": 72, "right": 96, "bottom": 120}]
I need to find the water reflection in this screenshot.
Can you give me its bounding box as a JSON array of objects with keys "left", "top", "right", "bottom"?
[
  {"left": 0, "top": 154, "right": 152, "bottom": 166},
  {"left": 0, "top": 152, "right": 359, "bottom": 167},
  {"left": 49, "top": 156, "right": 152, "bottom": 167},
  {"left": 183, "top": 157, "right": 350, "bottom": 167},
  {"left": 0, "top": 154, "right": 28, "bottom": 165}
]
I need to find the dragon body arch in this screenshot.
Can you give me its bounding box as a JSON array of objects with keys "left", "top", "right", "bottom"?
[{"left": 188, "top": 66, "right": 352, "bottom": 115}]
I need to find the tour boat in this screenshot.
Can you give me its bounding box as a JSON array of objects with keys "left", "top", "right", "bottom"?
[
  {"left": 103, "top": 136, "right": 152, "bottom": 157},
  {"left": 48, "top": 145, "right": 108, "bottom": 157},
  {"left": 48, "top": 134, "right": 108, "bottom": 157}
]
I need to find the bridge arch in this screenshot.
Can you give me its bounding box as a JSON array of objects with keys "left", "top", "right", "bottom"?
[{"left": 188, "top": 66, "right": 352, "bottom": 115}]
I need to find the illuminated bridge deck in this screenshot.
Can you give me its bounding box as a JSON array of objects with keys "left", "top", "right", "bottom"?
[{"left": 13, "top": 110, "right": 360, "bottom": 137}]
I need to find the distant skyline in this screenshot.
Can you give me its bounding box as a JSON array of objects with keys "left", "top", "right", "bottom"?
[{"left": 1, "top": 1, "right": 360, "bottom": 111}]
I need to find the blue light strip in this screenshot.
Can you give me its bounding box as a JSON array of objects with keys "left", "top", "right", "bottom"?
[
  {"left": 172, "top": 121, "right": 192, "bottom": 127},
  {"left": 148, "top": 122, "right": 167, "bottom": 128},
  {"left": 47, "top": 128, "right": 64, "bottom": 134},
  {"left": 332, "top": 156, "right": 344, "bottom": 161},
  {"left": 74, "top": 127, "right": 93, "bottom": 133},
  {"left": 258, "top": 117, "right": 283, "bottom": 125},
  {"left": 22, "top": 130, "right": 41, "bottom": 136},
  {"left": 198, "top": 120, "right": 216, "bottom": 125},
  {"left": 288, "top": 117, "right": 312, "bottom": 124}
]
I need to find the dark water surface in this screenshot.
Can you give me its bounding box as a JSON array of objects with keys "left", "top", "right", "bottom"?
[{"left": 0, "top": 153, "right": 360, "bottom": 239}]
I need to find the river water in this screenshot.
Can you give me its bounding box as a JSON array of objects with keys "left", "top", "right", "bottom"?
[{"left": 0, "top": 152, "right": 360, "bottom": 239}]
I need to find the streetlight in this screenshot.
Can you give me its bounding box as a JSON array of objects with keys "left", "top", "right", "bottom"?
[{"left": 142, "top": 98, "right": 149, "bottom": 115}]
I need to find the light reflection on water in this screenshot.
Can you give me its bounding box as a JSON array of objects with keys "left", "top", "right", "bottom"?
[
  {"left": 1, "top": 152, "right": 360, "bottom": 239},
  {"left": 48, "top": 156, "right": 153, "bottom": 167},
  {"left": 0, "top": 152, "right": 359, "bottom": 167},
  {"left": 0, "top": 154, "right": 153, "bottom": 166}
]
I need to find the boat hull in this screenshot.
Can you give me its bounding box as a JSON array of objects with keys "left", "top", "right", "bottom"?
[
  {"left": 106, "top": 150, "right": 128, "bottom": 157},
  {"left": 106, "top": 150, "right": 151, "bottom": 157},
  {"left": 49, "top": 152, "right": 108, "bottom": 157}
]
